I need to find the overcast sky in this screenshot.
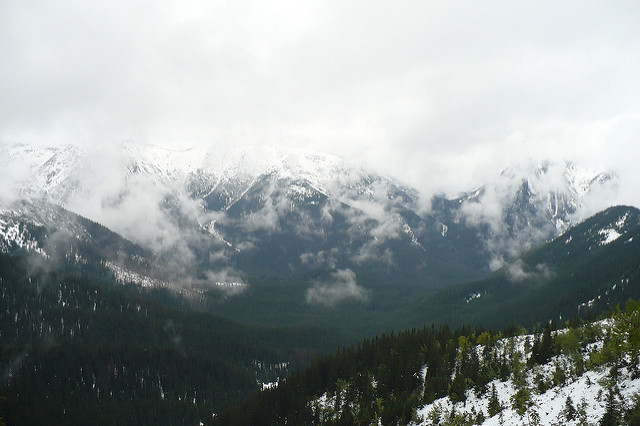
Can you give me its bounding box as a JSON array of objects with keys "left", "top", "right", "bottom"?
[{"left": 1, "top": 0, "right": 639, "bottom": 200}]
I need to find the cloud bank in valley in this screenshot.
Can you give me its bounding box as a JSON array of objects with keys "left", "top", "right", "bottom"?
[
  {"left": 505, "top": 260, "right": 555, "bottom": 283},
  {"left": 306, "top": 269, "right": 368, "bottom": 307}
]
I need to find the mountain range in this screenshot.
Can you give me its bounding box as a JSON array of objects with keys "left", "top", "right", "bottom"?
[
  {"left": 0, "top": 142, "right": 614, "bottom": 290},
  {"left": 1, "top": 141, "right": 638, "bottom": 425}
]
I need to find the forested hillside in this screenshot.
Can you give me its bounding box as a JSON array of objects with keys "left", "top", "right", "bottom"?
[
  {"left": 215, "top": 301, "right": 640, "bottom": 425},
  {"left": 0, "top": 252, "right": 338, "bottom": 425},
  {"left": 3, "top": 204, "right": 639, "bottom": 424},
  {"left": 408, "top": 206, "right": 640, "bottom": 329}
]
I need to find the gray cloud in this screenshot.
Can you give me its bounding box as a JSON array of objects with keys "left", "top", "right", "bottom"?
[
  {"left": 305, "top": 268, "right": 368, "bottom": 307},
  {"left": 505, "top": 259, "right": 555, "bottom": 283},
  {"left": 459, "top": 160, "right": 617, "bottom": 267},
  {"left": 300, "top": 249, "right": 339, "bottom": 269},
  {"left": 352, "top": 244, "right": 394, "bottom": 267},
  {"left": 1, "top": 1, "right": 639, "bottom": 210}
]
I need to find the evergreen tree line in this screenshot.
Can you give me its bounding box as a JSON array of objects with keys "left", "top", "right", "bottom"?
[
  {"left": 0, "top": 253, "right": 330, "bottom": 425},
  {"left": 214, "top": 300, "right": 640, "bottom": 425},
  {"left": 214, "top": 324, "right": 481, "bottom": 425}
]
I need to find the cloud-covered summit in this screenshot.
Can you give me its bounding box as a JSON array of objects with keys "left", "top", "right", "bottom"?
[
  {"left": 0, "top": 142, "right": 620, "bottom": 288},
  {"left": 1, "top": 1, "right": 638, "bottom": 208}
]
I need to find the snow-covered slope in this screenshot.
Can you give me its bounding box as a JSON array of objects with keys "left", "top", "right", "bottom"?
[
  {"left": 0, "top": 215, "right": 46, "bottom": 256},
  {"left": 411, "top": 321, "right": 639, "bottom": 425},
  {"left": 0, "top": 199, "right": 163, "bottom": 288},
  {"left": 0, "top": 144, "right": 85, "bottom": 203}
]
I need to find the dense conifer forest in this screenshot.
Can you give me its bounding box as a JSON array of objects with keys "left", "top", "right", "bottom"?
[{"left": 0, "top": 253, "right": 336, "bottom": 425}]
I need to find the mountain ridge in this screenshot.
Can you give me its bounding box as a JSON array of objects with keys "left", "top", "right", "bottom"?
[
  {"left": 0, "top": 142, "right": 617, "bottom": 287},
  {"left": 408, "top": 205, "right": 640, "bottom": 329}
]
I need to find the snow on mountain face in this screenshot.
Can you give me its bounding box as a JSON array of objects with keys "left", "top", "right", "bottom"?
[
  {"left": 1, "top": 142, "right": 413, "bottom": 210},
  {"left": 0, "top": 199, "right": 88, "bottom": 257},
  {"left": 0, "top": 144, "right": 84, "bottom": 204},
  {"left": 453, "top": 161, "right": 614, "bottom": 269},
  {"left": 1, "top": 143, "right": 417, "bottom": 236},
  {"left": 597, "top": 211, "right": 632, "bottom": 245},
  {"left": 555, "top": 206, "right": 640, "bottom": 255},
  {"left": 0, "top": 142, "right": 619, "bottom": 284},
  {"left": 118, "top": 144, "right": 427, "bottom": 280},
  {"left": 0, "top": 216, "right": 46, "bottom": 256},
  {"left": 0, "top": 198, "right": 182, "bottom": 295}
]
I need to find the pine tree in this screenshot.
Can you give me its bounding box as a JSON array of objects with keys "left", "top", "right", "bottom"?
[
  {"left": 528, "top": 329, "right": 541, "bottom": 366},
  {"left": 600, "top": 388, "right": 622, "bottom": 426},
  {"left": 624, "top": 393, "right": 640, "bottom": 426},
  {"left": 538, "top": 323, "right": 554, "bottom": 364},
  {"left": 449, "top": 370, "right": 467, "bottom": 403},
  {"left": 511, "top": 387, "right": 532, "bottom": 417},
  {"left": 488, "top": 383, "right": 502, "bottom": 417},
  {"left": 561, "top": 395, "right": 577, "bottom": 422}
]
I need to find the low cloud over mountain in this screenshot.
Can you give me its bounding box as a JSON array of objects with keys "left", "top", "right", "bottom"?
[{"left": 0, "top": 142, "right": 619, "bottom": 288}]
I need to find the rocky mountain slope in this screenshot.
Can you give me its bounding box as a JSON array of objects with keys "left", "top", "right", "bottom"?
[
  {"left": 408, "top": 205, "right": 640, "bottom": 329},
  {"left": 0, "top": 142, "right": 615, "bottom": 287},
  {"left": 0, "top": 198, "right": 150, "bottom": 273}
]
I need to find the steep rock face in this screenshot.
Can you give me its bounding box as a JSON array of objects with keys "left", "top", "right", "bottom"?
[
  {"left": 0, "top": 142, "right": 616, "bottom": 286},
  {"left": 501, "top": 161, "right": 611, "bottom": 235},
  {"left": 435, "top": 161, "right": 613, "bottom": 268}
]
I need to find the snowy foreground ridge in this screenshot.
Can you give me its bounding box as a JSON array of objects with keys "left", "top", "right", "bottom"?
[
  {"left": 413, "top": 319, "right": 640, "bottom": 426},
  {"left": 309, "top": 308, "right": 640, "bottom": 426},
  {"left": 413, "top": 335, "right": 639, "bottom": 425}
]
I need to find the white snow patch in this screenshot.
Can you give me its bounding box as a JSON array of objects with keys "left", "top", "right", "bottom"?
[
  {"left": 261, "top": 381, "right": 278, "bottom": 391},
  {"left": 104, "top": 261, "right": 168, "bottom": 288},
  {"left": 599, "top": 228, "right": 622, "bottom": 245},
  {"left": 616, "top": 211, "right": 631, "bottom": 228},
  {"left": 0, "top": 218, "right": 47, "bottom": 256},
  {"left": 214, "top": 281, "right": 246, "bottom": 289},
  {"left": 466, "top": 293, "right": 482, "bottom": 303}
]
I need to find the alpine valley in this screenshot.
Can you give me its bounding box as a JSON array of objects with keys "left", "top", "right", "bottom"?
[{"left": 1, "top": 142, "right": 638, "bottom": 425}]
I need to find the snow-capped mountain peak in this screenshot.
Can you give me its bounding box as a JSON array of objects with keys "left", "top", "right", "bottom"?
[{"left": 0, "top": 142, "right": 620, "bottom": 286}]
